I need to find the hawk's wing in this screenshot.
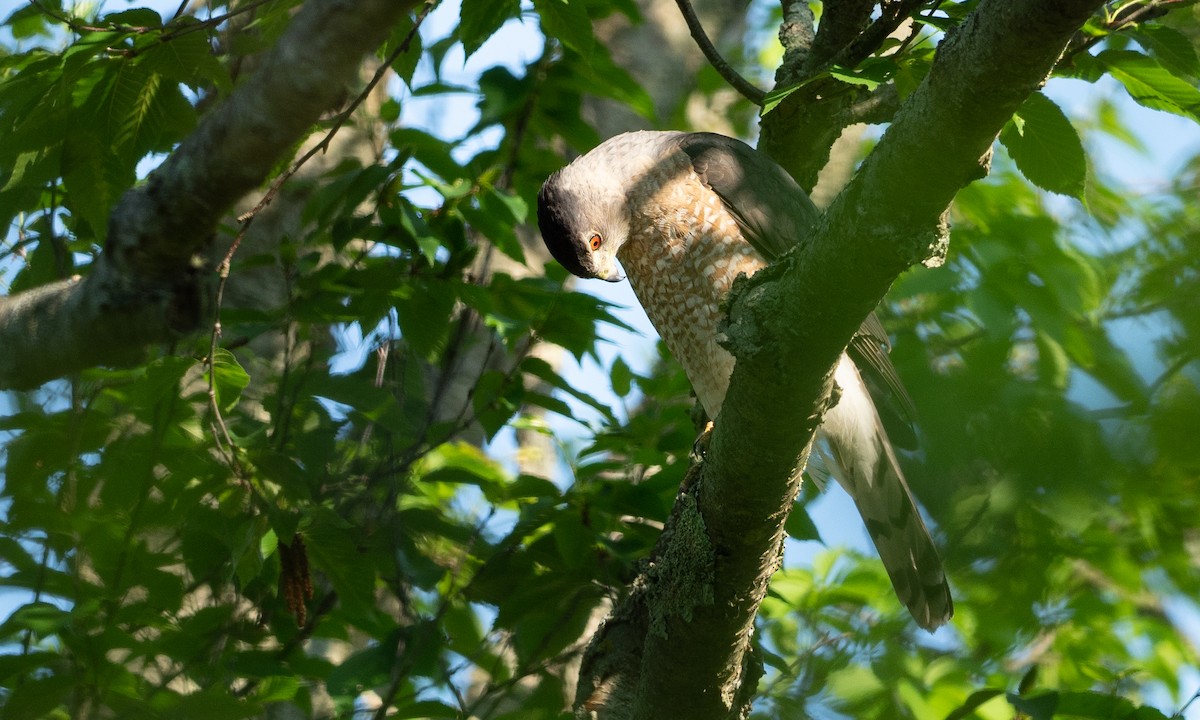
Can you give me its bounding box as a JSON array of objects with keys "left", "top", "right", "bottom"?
[
  {"left": 848, "top": 314, "right": 918, "bottom": 446},
  {"left": 677, "top": 132, "right": 818, "bottom": 260},
  {"left": 679, "top": 132, "right": 916, "bottom": 433}
]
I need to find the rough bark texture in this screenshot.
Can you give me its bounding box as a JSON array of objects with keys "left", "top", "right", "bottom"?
[
  {"left": 0, "top": 0, "right": 417, "bottom": 390},
  {"left": 594, "top": 1, "right": 1107, "bottom": 718}
]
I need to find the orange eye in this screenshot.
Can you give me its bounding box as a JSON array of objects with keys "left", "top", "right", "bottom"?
[{"left": 589, "top": 234, "right": 602, "bottom": 251}]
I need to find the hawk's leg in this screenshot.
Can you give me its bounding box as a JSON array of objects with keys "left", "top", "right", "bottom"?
[{"left": 690, "top": 420, "right": 715, "bottom": 463}]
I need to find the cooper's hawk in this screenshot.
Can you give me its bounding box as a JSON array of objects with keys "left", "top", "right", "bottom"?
[{"left": 537, "top": 130, "right": 952, "bottom": 630}]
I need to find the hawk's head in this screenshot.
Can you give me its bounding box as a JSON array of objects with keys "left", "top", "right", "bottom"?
[{"left": 536, "top": 169, "right": 627, "bottom": 283}]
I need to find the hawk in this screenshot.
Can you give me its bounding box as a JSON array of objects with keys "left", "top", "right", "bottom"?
[{"left": 536, "top": 130, "right": 952, "bottom": 630}]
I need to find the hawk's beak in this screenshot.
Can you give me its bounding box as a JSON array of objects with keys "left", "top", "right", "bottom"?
[{"left": 599, "top": 269, "right": 625, "bottom": 283}]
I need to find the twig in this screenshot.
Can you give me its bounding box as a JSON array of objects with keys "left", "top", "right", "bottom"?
[
  {"left": 672, "top": 0, "right": 766, "bottom": 105},
  {"left": 832, "top": 0, "right": 927, "bottom": 70},
  {"left": 1178, "top": 685, "right": 1200, "bottom": 717},
  {"left": 30, "top": 0, "right": 277, "bottom": 47},
  {"left": 1059, "top": 0, "right": 1183, "bottom": 67}
]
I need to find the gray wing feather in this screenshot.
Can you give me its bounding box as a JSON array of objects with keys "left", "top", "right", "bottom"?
[
  {"left": 676, "top": 132, "right": 819, "bottom": 260},
  {"left": 849, "top": 315, "right": 918, "bottom": 446}
]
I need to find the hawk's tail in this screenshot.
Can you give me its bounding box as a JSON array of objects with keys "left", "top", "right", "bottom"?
[{"left": 822, "top": 356, "right": 953, "bottom": 632}]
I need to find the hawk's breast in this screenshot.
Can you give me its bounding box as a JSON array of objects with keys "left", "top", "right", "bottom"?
[{"left": 618, "top": 159, "right": 766, "bottom": 418}]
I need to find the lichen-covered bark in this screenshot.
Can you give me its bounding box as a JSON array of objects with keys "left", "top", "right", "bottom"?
[{"left": 0, "top": 0, "right": 417, "bottom": 390}]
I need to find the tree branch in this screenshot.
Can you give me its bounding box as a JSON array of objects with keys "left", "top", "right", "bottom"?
[
  {"left": 672, "top": 0, "right": 766, "bottom": 105},
  {"left": 0, "top": 0, "right": 419, "bottom": 390},
  {"left": 610, "top": 1, "right": 1108, "bottom": 717}
]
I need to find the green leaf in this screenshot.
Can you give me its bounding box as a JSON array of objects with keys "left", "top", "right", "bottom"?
[
  {"left": 552, "top": 513, "right": 592, "bottom": 569},
  {"left": 103, "top": 8, "right": 163, "bottom": 27},
  {"left": 999, "top": 92, "right": 1087, "bottom": 198},
  {"left": 391, "top": 128, "right": 467, "bottom": 181},
  {"left": 561, "top": 45, "right": 654, "bottom": 120},
  {"left": 610, "top": 356, "right": 633, "bottom": 398},
  {"left": 458, "top": 0, "right": 521, "bottom": 57},
  {"left": 464, "top": 190, "right": 526, "bottom": 262},
  {"left": 829, "top": 59, "right": 894, "bottom": 91},
  {"left": 760, "top": 80, "right": 807, "bottom": 116},
  {"left": 490, "top": 187, "right": 528, "bottom": 224},
  {"left": 386, "top": 16, "right": 424, "bottom": 88},
  {"left": 0, "top": 601, "right": 71, "bottom": 641},
  {"left": 784, "top": 503, "right": 821, "bottom": 542},
  {"left": 4, "top": 674, "right": 72, "bottom": 720},
  {"left": 305, "top": 509, "right": 378, "bottom": 618},
  {"left": 4, "top": 4, "right": 55, "bottom": 39},
  {"left": 522, "top": 356, "right": 615, "bottom": 422},
  {"left": 1095, "top": 49, "right": 1200, "bottom": 121},
  {"left": 141, "top": 22, "right": 231, "bottom": 93},
  {"left": 1131, "top": 25, "right": 1200, "bottom": 81},
  {"left": 944, "top": 688, "right": 1005, "bottom": 720},
  {"left": 534, "top": 0, "right": 594, "bottom": 55},
  {"left": 209, "top": 348, "right": 250, "bottom": 413},
  {"left": 392, "top": 700, "right": 461, "bottom": 719},
  {"left": 326, "top": 631, "right": 401, "bottom": 696},
  {"left": 394, "top": 278, "right": 457, "bottom": 359},
  {"left": 62, "top": 128, "right": 119, "bottom": 236},
  {"left": 1007, "top": 690, "right": 1170, "bottom": 720},
  {"left": 421, "top": 441, "right": 511, "bottom": 502},
  {"left": 473, "top": 369, "right": 524, "bottom": 439}
]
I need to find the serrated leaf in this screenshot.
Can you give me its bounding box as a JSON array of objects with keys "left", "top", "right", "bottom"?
[
  {"left": 0, "top": 601, "right": 71, "bottom": 641},
  {"left": 1007, "top": 691, "right": 1058, "bottom": 720},
  {"left": 62, "top": 128, "right": 117, "bottom": 235},
  {"left": 761, "top": 81, "right": 804, "bottom": 116},
  {"left": 999, "top": 92, "right": 1087, "bottom": 198},
  {"left": 944, "top": 688, "right": 1005, "bottom": 720},
  {"left": 568, "top": 45, "right": 654, "bottom": 120},
  {"left": 785, "top": 503, "right": 822, "bottom": 542},
  {"left": 473, "top": 369, "right": 523, "bottom": 439},
  {"left": 489, "top": 187, "right": 528, "bottom": 223},
  {"left": 386, "top": 16, "right": 424, "bottom": 88},
  {"left": 458, "top": 0, "right": 520, "bottom": 58},
  {"left": 103, "top": 7, "right": 163, "bottom": 27},
  {"left": 394, "top": 278, "right": 457, "bottom": 358},
  {"left": 829, "top": 58, "right": 894, "bottom": 90},
  {"left": 209, "top": 348, "right": 250, "bottom": 413},
  {"left": 1132, "top": 24, "right": 1200, "bottom": 81},
  {"left": 392, "top": 700, "right": 461, "bottom": 719},
  {"left": 1096, "top": 49, "right": 1200, "bottom": 121},
  {"left": 459, "top": 202, "right": 524, "bottom": 262},
  {"left": 522, "top": 356, "right": 615, "bottom": 422},
  {"left": 534, "top": 0, "right": 594, "bottom": 55},
  {"left": 142, "top": 25, "right": 231, "bottom": 93},
  {"left": 610, "top": 356, "right": 633, "bottom": 398},
  {"left": 326, "top": 632, "right": 400, "bottom": 696},
  {"left": 4, "top": 674, "right": 72, "bottom": 720}
]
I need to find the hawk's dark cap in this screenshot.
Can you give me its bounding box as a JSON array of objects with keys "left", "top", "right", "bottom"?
[{"left": 537, "top": 175, "right": 591, "bottom": 279}]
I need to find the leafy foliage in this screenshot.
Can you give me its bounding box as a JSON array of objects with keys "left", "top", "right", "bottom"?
[{"left": 1, "top": 1, "right": 1199, "bottom": 719}]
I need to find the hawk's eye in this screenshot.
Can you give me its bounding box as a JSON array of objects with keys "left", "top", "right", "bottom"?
[{"left": 589, "top": 234, "right": 602, "bottom": 251}]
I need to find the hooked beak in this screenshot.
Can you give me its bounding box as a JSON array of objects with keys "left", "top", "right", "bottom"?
[{"left": 596, "top": 257, "right": 625, "bottom": 283}]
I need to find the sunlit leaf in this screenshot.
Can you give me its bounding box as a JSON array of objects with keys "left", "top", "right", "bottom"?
[{"left": 999, "top": 92, "right": 1087, "bottom": 198}]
